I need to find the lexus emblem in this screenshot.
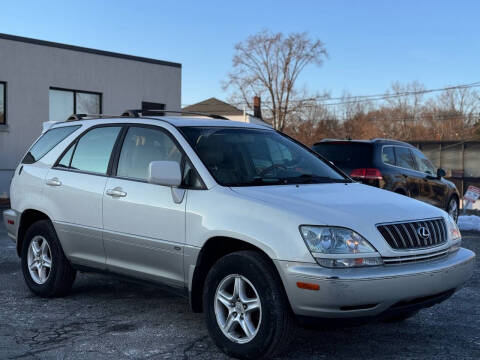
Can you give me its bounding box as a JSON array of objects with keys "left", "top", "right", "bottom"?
[{"left": 417, "top": 226, "right": 430, "bottom": 239}]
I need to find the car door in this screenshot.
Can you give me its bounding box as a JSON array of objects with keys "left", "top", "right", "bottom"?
[
  {"left": 44, "top": 125, "right": 122, "bottom": 269},
  {"left": 102, "top": 125, "right": 186, "bottom": 287},
  {"left": 411, "top": 148, "right": 447, "bottom": 208},
  {"left": 393, "top": 146, "right": 421, "bottom": 198}
]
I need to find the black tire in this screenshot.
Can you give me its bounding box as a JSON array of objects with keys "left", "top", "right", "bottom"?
[
  {"left": 203, "top": 250, "right": 295, "bottom": 360},
  {"left": 382, "top": 311, "right": 418, "bottom": 323},
  {"left": 446, "top": 196, "right": 459, "bottom": 223},
  {"left": 21, "top": 220, "right": 76, "bottom": 297}
]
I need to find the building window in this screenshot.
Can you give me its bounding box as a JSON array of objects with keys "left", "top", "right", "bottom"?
[
  {"left": 0, "top": 82, "right": 6, "bottom": 125},
  {"left": 49, "top": 88, "right": 102, "bottom": 122}
]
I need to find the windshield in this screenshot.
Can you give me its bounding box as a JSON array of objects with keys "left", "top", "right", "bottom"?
[{"left": 180, "top": 127, "right": 348, "bottom": 186}]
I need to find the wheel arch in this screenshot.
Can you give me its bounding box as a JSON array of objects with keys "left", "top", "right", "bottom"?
[
  {"left": 17, "top": 209, "right": 51, "bottom": 256},
  {"left": 189, "top": 236, "right": 280, "bottom": 313}
]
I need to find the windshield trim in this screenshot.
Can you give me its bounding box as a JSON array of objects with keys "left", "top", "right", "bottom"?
[{"left": 178, "top": 126, "right": 352, "bottom": 187}]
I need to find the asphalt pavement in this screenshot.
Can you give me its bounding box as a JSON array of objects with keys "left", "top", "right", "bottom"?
[{"left": 0, "top": 219, "right": 479, "bottom": 359}]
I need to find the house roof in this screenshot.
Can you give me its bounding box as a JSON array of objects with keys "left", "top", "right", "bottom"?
[
  {"left": 0, "top": 33, "right": 181, "bottom": 68},
  {"left": 182, "top": 98, "right": 244, "bottom": 116}
]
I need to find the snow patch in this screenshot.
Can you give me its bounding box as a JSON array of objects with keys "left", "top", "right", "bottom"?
[{"left": 458, "top": 215, "right": 480, "bottom": 232}]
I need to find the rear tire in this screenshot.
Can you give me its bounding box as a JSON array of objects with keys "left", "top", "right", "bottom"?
[
  {"left": 203, "top": 250, "right": 295, "bottom": 359},
  {"left": 21, "top": 220, "right": 76, "bottom": 297}
]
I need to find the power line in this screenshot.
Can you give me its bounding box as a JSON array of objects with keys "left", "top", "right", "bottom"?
[{"left": 223, "top": 81, "right": 480, "bottom": 108}]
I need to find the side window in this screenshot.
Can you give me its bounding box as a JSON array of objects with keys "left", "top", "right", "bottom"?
[
  {"left": 395, "top": 147, "right": 416, "bottom": 170},
  {"left": 116, "top": 127, "right": 182, "bottom": 181},
  {"left": 382, "top": 146, "right": 395, "bottom": 166},
  {"left": 69, "top": 127, "right": 121, "bottom": 174},
  {"left": 22, "top": 125, "right": 80, "bottom": 164},
  {"left": 412, "top": 149, "right": 436, "bottom": 175}
]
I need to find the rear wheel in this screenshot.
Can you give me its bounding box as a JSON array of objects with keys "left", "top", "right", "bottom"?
[
  {"left": 21, "top": 220, "right": 76, "bottom": 297},
  {"left": 447, "top": 196, "right": 459, "bottom": 222},
  {"left": 203, "top": 251, "right": 294, "bottom": 359}
]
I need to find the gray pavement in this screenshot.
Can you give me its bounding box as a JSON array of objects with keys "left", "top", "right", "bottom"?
[{"left": 0, "top": 219, "right": 479, "bottom": 359}]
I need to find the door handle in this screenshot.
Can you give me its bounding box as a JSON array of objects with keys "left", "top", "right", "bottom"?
[
  {"left": 46, "top": 177, "right": 62, "bottom": 186},
  {"left": 106, "top": 187, "right": 127, "bottom": 197}
]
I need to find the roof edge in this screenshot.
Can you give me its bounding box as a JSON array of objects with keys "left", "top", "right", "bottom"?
[{"left": 0, "top": 33, "right": 181, "bottom": 68}]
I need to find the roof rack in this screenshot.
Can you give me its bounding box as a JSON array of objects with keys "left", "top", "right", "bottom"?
[
  {"left": 65, "top": 109, "right": 230, "bottom": 122},
  {"left": 122, "top": 109, "right": 229, "bottom": 120},
  {"left": 66, "top": 113, "right": 123, "bottom": 122}
]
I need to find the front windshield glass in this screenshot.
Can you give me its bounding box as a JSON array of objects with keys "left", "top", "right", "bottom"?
[{"left": 180, "top": 127, "right": 348, "bottom": 186}]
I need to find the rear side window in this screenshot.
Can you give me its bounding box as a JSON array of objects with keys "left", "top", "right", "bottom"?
[
  {"left": 382, "top": 146, "right": 395, "bottom": 165},
  {"left": 312, "top": 143, "right": 373, "bottom": 169},
  {"left": 395, "top": 147, "right": 416, "bottom": 170},
  {"left": 22, "top": 126, "right": 80, "bottom": 164},
  {"left": 58, "top": 126, "right": 121, "bottom": 174}
]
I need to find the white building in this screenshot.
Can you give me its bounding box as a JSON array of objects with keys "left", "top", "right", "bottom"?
[{"left": 0, "top": 33, "right": 181, "bottom": 197}]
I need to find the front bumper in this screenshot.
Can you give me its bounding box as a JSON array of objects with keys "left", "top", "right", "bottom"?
[
  {"left": 2, "top": 209, "right": 19, "bottom": 243},
  {"left": 275, "top": 247, "right": 475, "bottom": 318}
]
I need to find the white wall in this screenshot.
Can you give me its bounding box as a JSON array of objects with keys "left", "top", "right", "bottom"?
[{"left": 0, "top": 37, "right": 181, "bottom": 196}]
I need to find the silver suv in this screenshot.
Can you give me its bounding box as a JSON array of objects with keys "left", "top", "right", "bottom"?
[{"left": 3, "top": 113, "right": 475, "bottom": 359}]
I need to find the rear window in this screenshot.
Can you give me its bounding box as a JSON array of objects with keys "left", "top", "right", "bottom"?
[
  {"left": 312, "top": 142, "right": 373, "bottom": 169},
  {"left": 22, "top": 125, "right": 80, "bottom": 164}
]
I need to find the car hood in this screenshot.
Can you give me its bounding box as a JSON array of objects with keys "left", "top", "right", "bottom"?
[{"left": 230, "top": 182, "right": 446, "bottom": 228}]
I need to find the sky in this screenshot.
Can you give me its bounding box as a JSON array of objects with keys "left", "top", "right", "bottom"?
[{"left": 1, "top": 0, "right": 479, "bottom": 106}]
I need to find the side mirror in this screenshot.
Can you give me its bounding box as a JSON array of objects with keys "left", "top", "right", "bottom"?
[
  {"left": 148, "top": 161, "right": 182, "bottom": 187},
  {"left": 437, "top": 168, "right": 446, "bottom": 178}
]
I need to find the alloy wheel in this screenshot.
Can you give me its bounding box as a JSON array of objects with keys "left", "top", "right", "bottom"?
[
  {"left": 448, "top": 199, "right": 458, "bottom": 222},
  {"left": 214, "top": 274, "right": 262, "bottom": 344},
  {"left": 27, "top": 236, "right": 52, "bottom": 284}
]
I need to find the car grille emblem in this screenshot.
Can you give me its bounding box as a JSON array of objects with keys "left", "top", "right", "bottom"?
[{"left": 417, "top": 226, "right": 430, "bottom": 239}]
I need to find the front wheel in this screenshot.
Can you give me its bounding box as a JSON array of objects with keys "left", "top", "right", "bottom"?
[
  {"left": 447, "top": 196, "right": 459, "bottom": 223},
  {"left": 203, "top": 251, "right": 294, "bottom": 359}
]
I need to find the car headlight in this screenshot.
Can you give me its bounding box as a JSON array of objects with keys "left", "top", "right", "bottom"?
[
  {"left": 299, "top": 226, "right": 383, "bottom": 268},
  {"left": 446, "top": 216, "right": 461, "bottom": 252}
]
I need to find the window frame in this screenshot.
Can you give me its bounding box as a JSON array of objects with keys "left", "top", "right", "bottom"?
[
  {"left": 53, "top": 123, "right": 206, "bottom": 189},
  {"left": 49, "top": 87, "right": 103, "bottom": 120},
  {"left": 110, "top": 124, "right": 206, "bottom": 189},
  {"left": 411, "top": 148, "right": 437, "bottom": 175},
  {"left": 381, "top": 145, "right": 421, "bottom": 172},
  {"left": 178, "top": 126, "right": 351, "bottom": 187},
  {"left": 0, "top": 81, "right": 6, "bottom": 125},
  {"left": 53, "top": 124, "right": 124, "bottom": 177},
  {"left": 22, "top": 125, "right": 81, "bottom": 164},
  {"left": 381, "top": 145, "right": 397, "bottom": 166}
]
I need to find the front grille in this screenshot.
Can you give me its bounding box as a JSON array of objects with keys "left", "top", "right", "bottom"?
[
  {"left": 383, "top": 248, "right": 449, "bottom": 265},
  {"left": 377, "top": 218, "right": 447, "bottom": 250}
]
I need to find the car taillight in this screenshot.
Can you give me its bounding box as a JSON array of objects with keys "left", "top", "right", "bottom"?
[{"left": 350, "top": 168, "right": 382, "bottom": 180}]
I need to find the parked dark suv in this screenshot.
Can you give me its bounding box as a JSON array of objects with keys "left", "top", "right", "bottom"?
[{"left": 312, "top": 138, "right": 460, "bottom": 221}]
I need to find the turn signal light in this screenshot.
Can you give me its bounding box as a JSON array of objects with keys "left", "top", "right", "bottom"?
[
  {"left": 350, "top": 168, "right": 383, "bottom": 180},
  {"left": 296, "top": 282, "right": 320, "bottom": 291}
]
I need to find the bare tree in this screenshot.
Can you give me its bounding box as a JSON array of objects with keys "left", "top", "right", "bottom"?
[{"left": 224, "top": 30, "right": 327, "bottom": 130}]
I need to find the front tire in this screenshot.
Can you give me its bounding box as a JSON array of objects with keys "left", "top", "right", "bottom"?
[
  {"left": 447, "top": 196, "right": 459, "bottom": 223},
  {"left": 203, "top": 251, "right": 294, "bottom": 359},
  {"left": 21, "top": 220, "right": 76, "bottom": 297}
]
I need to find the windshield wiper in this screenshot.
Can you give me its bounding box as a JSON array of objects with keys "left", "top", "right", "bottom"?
[
  {"left": 286, "top": 174, "right": 351, "bottom": 184},
  {"left": 228, "top": 177, "right": 288, "bottom": 187}
]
